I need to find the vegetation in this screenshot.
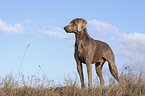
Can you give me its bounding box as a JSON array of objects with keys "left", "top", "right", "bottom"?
[{"left": 0, "top": 71, "right": 144, "bottom": 96}]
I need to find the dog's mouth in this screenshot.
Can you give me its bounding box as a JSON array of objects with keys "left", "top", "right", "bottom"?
[
  {"left": 64, "top": 26, "right": 72, "bottom": 33},
  {"left": 64, "top": 26, "right": 79, "bottom": 34}
]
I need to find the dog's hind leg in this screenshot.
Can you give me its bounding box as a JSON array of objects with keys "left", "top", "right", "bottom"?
[{"left": 95, "top": 58, "right": 105, "bottom": 86}]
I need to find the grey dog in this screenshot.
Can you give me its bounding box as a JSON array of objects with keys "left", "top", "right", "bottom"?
[{"left": 64, "top": 18, "right": 121, "bottom": 89}]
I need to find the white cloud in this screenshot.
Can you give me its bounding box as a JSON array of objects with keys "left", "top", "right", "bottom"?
[
  {"left": 87, "top": 19, "right": 119, "bottom": 36},
  {"left": 39, "top": 27, "right": 73, "bottom": 39},
  {"left": 0, "top": 19, "right": 24, "bottom": 35},
  {"left": 118, "top": 32, "right": 145, "bottom": 56},
  {"left": 116, "top": 32, "right": 145, "bottom": 73},
  {"left": 123, "top": 55, "right": 145, "bottom": 73}
]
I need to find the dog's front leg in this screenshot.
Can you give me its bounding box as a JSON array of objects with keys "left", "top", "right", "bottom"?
[
  {"left": 75, "top": 54, "right": 85, "bottom": 88},
  {"left": 77, "top": 61, "right": 85, "bottom": 88},
  {"left": 86, "top": 62, "right": 92, "bottom": 89}
]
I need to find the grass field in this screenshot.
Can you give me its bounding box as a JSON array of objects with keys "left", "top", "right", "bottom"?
[{"left": 0, "top": 71, "right": 144, "bottom": 96}]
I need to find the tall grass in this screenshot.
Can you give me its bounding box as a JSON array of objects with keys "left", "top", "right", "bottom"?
[{"left": 0, "top": 71, "right": 144, "bottom": 96}]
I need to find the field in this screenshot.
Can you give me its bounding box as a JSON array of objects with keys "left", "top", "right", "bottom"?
[{"left": 0, "top": 71, "right": 145, "bottom": 96}]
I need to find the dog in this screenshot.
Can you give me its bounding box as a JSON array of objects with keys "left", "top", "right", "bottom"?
[{"left": 64, "top": 18, "right": 121, "bottom": 89}]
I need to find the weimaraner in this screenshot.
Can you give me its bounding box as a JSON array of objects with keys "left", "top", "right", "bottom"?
[{"left": 64, "top": 18, "right": 121, "bottom": 89}]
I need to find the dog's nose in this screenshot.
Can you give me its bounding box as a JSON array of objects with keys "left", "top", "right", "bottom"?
[
  {"left": 64, "top": 26, "right": 71, "bottom": 33},
  {"left": 64, "top": 26, "right": 66, "bottom": 31},
  {"left": 64, "top": 26, "right": 69, "bottom": 32}
]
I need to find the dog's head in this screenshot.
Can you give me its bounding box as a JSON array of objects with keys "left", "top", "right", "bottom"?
[{"left": 64, "top": 18, "right": 87, "bottom": 34}]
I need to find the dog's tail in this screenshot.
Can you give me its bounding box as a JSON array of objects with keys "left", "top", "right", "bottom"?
[{"left": 108, "top": 61, "right": 122, "bottom": 85}]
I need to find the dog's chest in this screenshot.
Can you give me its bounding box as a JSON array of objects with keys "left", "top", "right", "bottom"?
[
  {"left": 77, "top": 44, "right": 83, "bottom": 56},
  {"left": 76, "top": 42, "right": 85, "bottom": 62}
]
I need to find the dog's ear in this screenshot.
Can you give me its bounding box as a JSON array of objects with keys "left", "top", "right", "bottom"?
[{"left": 77, "top": 19, "right": 87, "bottom": 32}]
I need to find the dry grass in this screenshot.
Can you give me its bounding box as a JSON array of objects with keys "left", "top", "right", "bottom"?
[{"left": 0, "top": 72, "right": 145, "bottom": 96}]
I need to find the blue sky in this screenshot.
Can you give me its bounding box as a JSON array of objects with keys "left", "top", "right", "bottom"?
[{"left": 0, "top": 0, "right": 145, "bottom": 85}]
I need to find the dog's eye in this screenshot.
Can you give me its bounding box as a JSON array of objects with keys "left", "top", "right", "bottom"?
[{"left": 72, "top": 23, "right": 76, "bottom": 26}]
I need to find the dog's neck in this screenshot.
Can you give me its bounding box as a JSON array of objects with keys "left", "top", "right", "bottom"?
[{"left": 75, "top": 28, "right": 91, "bottom": 41}]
